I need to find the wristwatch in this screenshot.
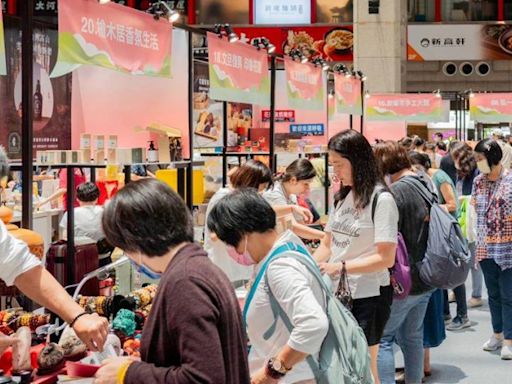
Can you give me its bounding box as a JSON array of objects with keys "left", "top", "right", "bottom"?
[{"left": 265, "top": 357, "right": 291, "bottom": 379}]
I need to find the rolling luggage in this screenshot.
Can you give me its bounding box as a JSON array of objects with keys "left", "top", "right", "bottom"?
[{"left": 46, "top": 239, "right": 100, "bottom": 296}]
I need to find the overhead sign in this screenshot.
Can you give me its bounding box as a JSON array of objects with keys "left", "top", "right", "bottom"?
[
  {"left": 52, "top": 0, "right": 173, "bottom": 77},
  {"left": 365, "top": 94, "right": 444, "bottom": 122},
  {"left": 334, "top": 73, "right": 362, "bottom": 116},
  {"left": 285, "top": 57, "right": 325, "bottom": 111},
  {"left": 408, "top": 24, "right": 512, "bottom": 61},
  {"left": 253, "top": 0, "right": 311, "bottom": 25},
  {"left": 207, "top": 32, "right": 270, "bottom": 106},
  {"left": 470, "top": 93, "right": 512, "bottom": 122}
]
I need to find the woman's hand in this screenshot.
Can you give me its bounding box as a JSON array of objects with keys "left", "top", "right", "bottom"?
[
  {"left": 251, "top": 369, "right": 279, "bottom": 384},
  {"left": 319, "top": 262, "right": 342, "bottom": 277},
  {"left": 292, "top": 205, "right": 313, "bottom": 224},
  {"left": 94, "top": 357, "right": 135, "bottom": 384}
]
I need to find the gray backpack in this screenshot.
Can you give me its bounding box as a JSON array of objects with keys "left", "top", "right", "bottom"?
[
  {"left": 258, "top": 242, "right": 374, "bottom": 384},
  {"left": 401, "top": 178, "right": 471, "bottom": 289}
]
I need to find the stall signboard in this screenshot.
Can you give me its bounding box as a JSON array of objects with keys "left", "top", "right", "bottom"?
[
  {"left": 365, "top": 94, "right": 444, "bottom": 122},
  {"left": 253, "top": 0, "right": 311, "bottom": 25},
  {"left": 408, "top": 24, "right": 512, "bottom": 61},
  {"left": 0, "top": 11, "right": 5, "bottom": 75},
  {"left": 261, "top": 110, "right": 295, "bottom": 122},
  {"left": 235, "top": 26, "right": 353, "bottom": 62},
  {"left": 52, "top": 0, "right": 173, "bottom": 78},
  {"left": 470, "top": 93, "right": 512, "bottom": 122},
  {"left": 334, "top": 73, "right": 361, "bottom": 115},
  {"left": 34, "top": 0, "right": 129, "bottom": 17},
  {"left": 290, "top": 123, "right": 324, "bottom": 136},
  {"left": 285, "top": 57, "right": 325, "bottom": 111},
  {"left": 207, "top": 32, "right": 270, "bottom": 106}
]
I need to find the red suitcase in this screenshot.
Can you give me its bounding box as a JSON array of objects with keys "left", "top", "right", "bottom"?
[{"left": 46, "top": 240, "right": 100, "bottom": 296}]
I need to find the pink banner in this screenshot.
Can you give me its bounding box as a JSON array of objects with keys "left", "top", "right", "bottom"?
[
  {"left": 365, "top": 94, "right": 444, "bottom": 122},
  {"left": 334, "top": 74, "right": 362, "bottom": 116},
  {"left": 470, "top": 93, "right": 512, "bottom": 122},
  {"left": 284, "top": 57, "right": 325, "bottom": 110},
  {"left": 55, "top": 0, "right": 173, "bottom": 77},
  {"left": 207, "top": 32, "right": 270, "bottom": 105}
]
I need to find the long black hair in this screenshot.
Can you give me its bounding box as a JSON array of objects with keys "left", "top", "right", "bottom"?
[{"left": 329, "top": 130, "right": 384, "bottom": 210}]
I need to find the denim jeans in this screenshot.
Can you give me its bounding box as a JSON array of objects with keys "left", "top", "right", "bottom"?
[
  {"left": 480, "top": 259, "right": 512, "bottom": 340},
  {"left": 378, "top": 291, "right": 433, "bottom": 384},
  {"left": 469, "top": 242, "right": 484, "bottom": 299}
]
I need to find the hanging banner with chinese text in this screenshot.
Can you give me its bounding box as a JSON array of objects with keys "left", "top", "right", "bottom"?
[
  {"left": 334, "top": 73, "right": 361, "bottom": 115},
  {"left": 285, "top": 57, "right": 325, "bottom": 111},
  {"left": 470, "top": 93, "right": 512, "bottom": 122},
  {"left": 52, "top": 0, "right": 173, "bottom": 78},
  {"left": 365, "top": 94, "right": 444, "bottom": 122},
  {"left": 0, "top": 10, "right": 6, "bottom": 75},
  {"left": 207, "top": 32, "right": 270, "bottom": 106}
]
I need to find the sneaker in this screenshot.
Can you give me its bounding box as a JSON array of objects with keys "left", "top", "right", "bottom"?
[
  {"left": 501, "top": 345, "right": 512, "bottom": 360},
  {"left": 444, "top": 314, "right": 452, "bottom": 325},
  {"left": 448, "top": 291, "right": 456, "bottom": 303},
  {"left": 447, "top": 316, "right": 471, "bottom": 331},
  {"left": 468, "top": 297, "right": 483, "bottom": 308},
  {"left": 483, "top": 334, "right": 503, "bottom": 351}
]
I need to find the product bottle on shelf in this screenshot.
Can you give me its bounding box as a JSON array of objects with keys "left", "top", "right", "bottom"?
[
  {"left": 175, "top": 140, "right": 183, "bottom": 161},
  {"left": 33, "top": 80, "right": 43, "bottom": 121},
  {"left": 147, "top": 141, "right": 158, "bottom": 163}
]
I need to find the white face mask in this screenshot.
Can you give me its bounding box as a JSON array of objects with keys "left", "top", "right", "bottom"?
[{"left": 477, "top": 159, "right": 492, "bottom": 174}]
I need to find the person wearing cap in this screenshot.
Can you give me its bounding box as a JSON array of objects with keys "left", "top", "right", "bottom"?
[{"left": 0, "top": 146, "right": 109, "bottom": 351}]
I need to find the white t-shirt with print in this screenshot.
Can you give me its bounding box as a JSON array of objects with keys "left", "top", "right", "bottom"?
[
  {"left": 325, "top": 187, "right": 399, "bottom": 299},
  {"left": 246, "top": 230, "right": 328, "bottom": 384},
  {"left": 60, "top": 205, "right": 105, "bottom": 242},
  {"left": 0, "top": 221, "right": 42, "bottom": 286}
]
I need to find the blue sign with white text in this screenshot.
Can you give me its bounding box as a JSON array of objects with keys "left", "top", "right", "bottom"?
[{"left": 290, "top": 123, "right": 325, "bottom": 136}]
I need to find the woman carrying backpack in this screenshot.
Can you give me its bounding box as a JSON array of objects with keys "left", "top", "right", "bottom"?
[
  {"left": 373, "top": 141, "right": 435, "bottom": 384},
  {"left": 472, "top": 139, "right": 512, "bottom": 361},
  {"left": 208, "top": 189, "right": 330, "bottom": 384},
  {"left": 315, "top": 130, "right": 398, "bottom": 384}
]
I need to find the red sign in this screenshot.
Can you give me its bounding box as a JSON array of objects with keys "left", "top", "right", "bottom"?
[
  {"left": 56, "top": 0, "right": 173, "bottom": 77},
  {"left": 235, "top": 25, "right": 353, "bottom": 62},
  {"left": 261, "top": 110, "right": 295, "bottom": 122},
  {"left": 366, "top": 94, "right": 444, "bottom": 122},
  {"left": 207, "top": 32, "right": 270, "bottom": 105},
  {"left": 334, "top": 74, "right": 362, "bottom": 115},
  {"left": 285, "top": 57, "right": 325, "bottom": 110}
]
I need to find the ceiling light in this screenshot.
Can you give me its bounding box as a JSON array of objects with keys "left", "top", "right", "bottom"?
[
  {"left": 300, "top": 55, "right": 308, "bottom": 64},
  {"left": 224, "top": 24, "right": 238, "bottom": 43},
  {"left": 98, "top": 0, "right": 111, "bottom": 4},
  {"left": 168, "top": 10, "right": 180, "bottom": 23},
  {"left": 365, "top": 90, "right": 371, "bottom": 99}
]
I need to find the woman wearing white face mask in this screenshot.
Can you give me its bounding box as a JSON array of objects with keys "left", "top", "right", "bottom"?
[
  {"left": 472, "top": 139, "right": 512, "bottom": 361},
  {"left": 204, "top": 160, "right": 313, "bottom": 283},
  {"left": 208, "top": 189, "right": 329, "bottom": 384}
]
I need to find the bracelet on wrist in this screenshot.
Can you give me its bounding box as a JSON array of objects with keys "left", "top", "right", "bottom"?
[{"left": 69, "top": 312, "right": 88, "bottom": 329}]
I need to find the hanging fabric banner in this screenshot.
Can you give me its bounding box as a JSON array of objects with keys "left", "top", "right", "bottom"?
[
  {"left": 52, "top": 0, "right": 173, "bottom": 78},
  {"left": 334, "top": 73, "right": 362, "bottom": 116},
  {"left": 365, "top": 94, "right": 444, "bottom": 122},
  {"left": 470, "top": 93, "right": 512, "bottom": 122},
  {"left": 0, "top": 10, "right": 6, "bottom": 75},
  {"left": 284, "top": 57, "right": 325, "bottom": 111},
  {"left": 207, "top": 32, "right": 270, "bottom": 106}
]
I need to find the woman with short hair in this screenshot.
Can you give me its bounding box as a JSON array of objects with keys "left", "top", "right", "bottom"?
[
  {"left": 208, "top": 189, "right": 329, "bottom": 384},
  {"left": 95, "top": 179, "right": 250, "bottom": 384},
  {"left": 374, "top": 141, "right": 435, "bottom": 384},
  {"left": 472, "top": 139, "right": 512, "bottom": 361}
]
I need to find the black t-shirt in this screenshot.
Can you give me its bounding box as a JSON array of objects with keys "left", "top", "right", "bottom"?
[{"left": 391, "top": 174, "right": 433, "bottom": 295}]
